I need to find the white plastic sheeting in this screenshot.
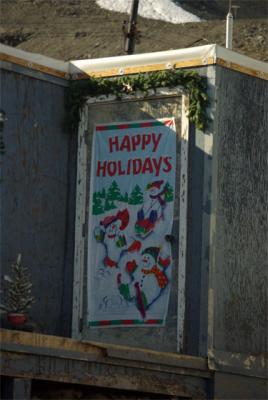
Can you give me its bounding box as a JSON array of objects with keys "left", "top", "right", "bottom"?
[
  {"left": 70, "top": 44, "right": 268, "bottom": 77},
  {"left": 0, "top": 43, "right": 69, "bottom": 73},
  {"left": 1, "top": 43, "right": 267, "bottom": 79}
]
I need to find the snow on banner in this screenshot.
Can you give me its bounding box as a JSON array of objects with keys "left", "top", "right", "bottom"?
[{"left": 87, "top": 118, "right": 176, "bottom": 327}]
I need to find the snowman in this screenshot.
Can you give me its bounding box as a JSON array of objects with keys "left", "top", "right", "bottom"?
[
  {"left": 94, "top": 208, "right": 141, "bottom": 268},
  {"left": 135, "top": 180, "right": 168, "bottom": 238},
  {"left": 117, "top": 246, "right": 170, "bottom": 319}
]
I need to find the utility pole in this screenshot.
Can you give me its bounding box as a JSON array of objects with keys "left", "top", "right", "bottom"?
[{"left": 124, "top": 0, "right": 139, "bottom": 55}]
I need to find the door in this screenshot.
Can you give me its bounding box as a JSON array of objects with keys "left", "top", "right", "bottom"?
[{"left": 73, "top": 90, "right": 189, "bottom": 353}]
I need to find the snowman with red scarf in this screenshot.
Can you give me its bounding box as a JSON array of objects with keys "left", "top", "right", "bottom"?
[{"left": 117, "top": 246, "right": 170, "bottom": 319}]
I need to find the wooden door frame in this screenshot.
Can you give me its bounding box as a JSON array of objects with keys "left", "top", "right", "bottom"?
[{"left": 72, "top": 88, "right": 190, "bottom": 353}]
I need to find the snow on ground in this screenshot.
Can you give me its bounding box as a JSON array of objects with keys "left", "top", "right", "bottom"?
[{"left": 96, "top": 0, "right": 200, "bottom": 24}]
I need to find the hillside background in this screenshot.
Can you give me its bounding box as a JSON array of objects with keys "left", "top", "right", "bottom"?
[{"left": 0, "top": 0, "right": 267, "bottom": 61}]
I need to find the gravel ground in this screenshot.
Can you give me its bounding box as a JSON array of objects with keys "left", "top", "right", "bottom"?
[{"left": 0, "top": 0, "right": 267, "bottom": 62}]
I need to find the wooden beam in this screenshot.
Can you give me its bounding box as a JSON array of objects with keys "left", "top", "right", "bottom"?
[
  {"left": 0, "top": 329, "right": 209, "bottom": 373},
  {"left": 0, "top": 53, "right": 68, "bottom": 79},
  {"left": 72, "top": 108, "right": 88, "bottom": 339},
  {"left": 1, "top": 341, "right": 211, "bottom": 380},
  {"left": 177, "top": 94, "right": 190, "bottom": 353},
  {"left": 0, "top": 329, "right": 102, "bottom": 356},
  {"left": 216, "top": 57, "right": 268, "bottom": 81},
  {"left": 1, "top": 350, "right": 208, "bottom": 398},
  {"left": 1, "top": 329, "right": 211, "bottom": 397},
  {"left": 69, "top": 57, "right": 268, "bottom": 80},
  {"left": 71, "top": 57, "right": 216, "bottom": 79}
]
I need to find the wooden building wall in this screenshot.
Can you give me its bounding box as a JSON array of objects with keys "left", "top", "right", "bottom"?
[
  {"left": 1, "top": 60, "right": 267, "bottom": 378},
  {"left": 0, "top": 66, "right": 76, "bottom": 337},
  {"left": 209, "top": 66, "right": 267, "bottom": 386},
  {"left": 0, "top": 62, "right": 215, "bottom": 358}
]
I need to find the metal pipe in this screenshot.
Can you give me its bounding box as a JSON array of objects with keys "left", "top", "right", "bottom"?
[{"left": 226, "top": 11, "right": 233, "bottom": 49}]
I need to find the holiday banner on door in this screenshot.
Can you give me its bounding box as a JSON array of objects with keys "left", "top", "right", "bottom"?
[{"left": 87, "top": 118, "right": 177, "bottom": 327}]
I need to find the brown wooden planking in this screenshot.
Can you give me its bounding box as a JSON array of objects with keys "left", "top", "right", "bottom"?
[
  {"left": 216, "top": 57, "right": 268, "bottom": 80},
  {"left": 0, "top": 329, "right": 209, "bottom": 374},
  {"left": 87, "top": 340, "right": 208, "bottom": 371},
  {"left": 1, "top": 327, "right": 210, "bottom": 397},
  {"left": 0, "top": 329, "right": 102, "bottom": 355},
  {"left": 0, "top": 53, "right": 68, "bottom": 79},
  {"left": 1, "top": 341, "right": 211, "bottom": 379},
  {"left": 1, "top": 350, "right": 208, "bottom": 398}
]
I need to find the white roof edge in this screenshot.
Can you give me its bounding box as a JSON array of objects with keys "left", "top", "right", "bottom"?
[
  {"left": 0, "top": 43, "right": 69, "bottom": 73},
  {"left": 215, "top": 45, "right": 268, "bottom": 75},
  {"left": 69, "top": 44, "right": 217, "bottom": 74},
  {"left": 1, "top": 43, "right": 267, "bottom": 78},
  {"left": 69, "top": 43, "right": 268, "bottom": 77}
]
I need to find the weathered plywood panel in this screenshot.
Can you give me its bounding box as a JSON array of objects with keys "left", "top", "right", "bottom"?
[
  {"left": 0, "top": 69, "right": 74, "bottom": 336},
  {"left": 214, "top": 371, "right": 267, "bottom": 400},
  {"left": 212, "top": 68, "right": 268, "bottom": 356}
]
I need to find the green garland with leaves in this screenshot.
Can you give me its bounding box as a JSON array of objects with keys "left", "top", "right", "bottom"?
[{"left": 66, "top": 69, "right": 209, "bottom": 133}]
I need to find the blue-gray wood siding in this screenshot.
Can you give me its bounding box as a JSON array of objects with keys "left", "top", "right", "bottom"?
[
  {"left": 3, "top": 62, "right": 266, "bottom": 363},
  {"left": 212, "top": 67, "right": 267, "bottom": 355},
  {"left": 0, "top": 68, "right": 76, "bottom": 336},
  {"left": 0, "top": 64, "right": 213, "bottom": 357}
]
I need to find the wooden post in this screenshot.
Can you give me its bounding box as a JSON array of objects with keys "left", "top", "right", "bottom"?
[
  {"left": 1, "top": 377, "right": 32, "bottom": 400},
  {"left": 125, "top": 0, "right": 139, "bottom": 55},
  {"left": 177, "top": 95, "right": 190, "bottom": 352}
]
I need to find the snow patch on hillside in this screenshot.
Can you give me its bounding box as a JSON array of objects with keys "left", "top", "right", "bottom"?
[{"left": 96, "top": 0, "right": 200, "bottom": 24}]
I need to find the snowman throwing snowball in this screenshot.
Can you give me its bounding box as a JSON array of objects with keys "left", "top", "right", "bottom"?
[{"left": 94, "top": 208, "right": 141, "bottom": 268}]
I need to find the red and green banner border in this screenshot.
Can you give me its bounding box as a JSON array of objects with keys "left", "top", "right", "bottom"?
[
  {"left": 96, "top": 119, "right": 174, "bottom": 132},
  {"left": 89, "top": 319, "right": 163, "bottom": 327}
]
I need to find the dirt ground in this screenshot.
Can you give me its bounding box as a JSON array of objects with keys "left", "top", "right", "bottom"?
[{"left": 0, "top": 0, "right": 267, "bottom": 62}]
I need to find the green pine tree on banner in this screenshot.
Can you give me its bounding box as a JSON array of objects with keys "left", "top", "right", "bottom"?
[
  {"left": 164, "top": 182, "right": 174, "bottom": 202},
  {"left": 92, "top": 192, "right": 104, "bottom": 215},
  {"left": 129, "top": 185, "right": 143, "bottom": 205},
  {"left": 107, "top": 181, "right": 122, "bottom": 202}
]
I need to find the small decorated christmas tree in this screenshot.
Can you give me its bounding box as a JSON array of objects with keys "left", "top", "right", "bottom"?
[{"left": 0, "top": 254, "right": 35, "bottom": 315}]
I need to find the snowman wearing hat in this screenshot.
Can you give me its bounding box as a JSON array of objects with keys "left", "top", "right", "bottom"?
[
  {"left": 94, "top": 208, "right": 141, "bottom": 268},
  {"left": 135, "top": 180, "right": 168, "bottom": 237},
  {"left": 117, "top": 246, "right": 170, "bottom": 319}
]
